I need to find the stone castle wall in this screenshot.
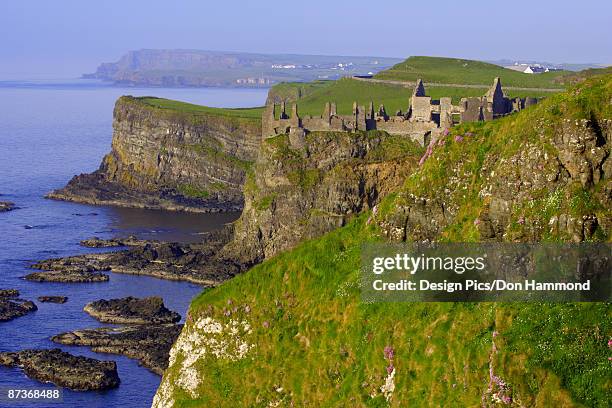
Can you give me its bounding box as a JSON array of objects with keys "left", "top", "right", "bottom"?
[{"left": 262, "top": 78, "right": 537, "bottom": 146}]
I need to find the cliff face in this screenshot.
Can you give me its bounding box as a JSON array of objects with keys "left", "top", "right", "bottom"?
[
  {"left": 221, "top": 131, "right": 423, "bottom": 265},
  {"left": 378, "top": 76, "right": 611, "bottom": 243},
  {"left": 48, "top": 97, "right": 261, "bottom": 212}
]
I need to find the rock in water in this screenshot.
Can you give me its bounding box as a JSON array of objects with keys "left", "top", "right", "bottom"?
[
  {"left": 80, "top": 235, "right": 149, "bottom": 248},
  {"left": 0, "top": 349, "right": 120, "bottom": 391},
  {"left": 24, "top": 270, "right": 109, "bottom": 283},
  {"left": 0, "top": 290, "right": 37, "bottom": 322},
  {"left": 0, "top": 289, "right": 20, "bottom": 298},
  {"left": 84, "top": 296, "right": 181, "bottom": 324},
  {"left": 0, "top": 201, "right": 15, "bottom": 212},
  {"left": 38, "top": 296, "right": 68, "bottom": 304},
  {"left": 52, "top": 324, "right": 183, "bottom": 375}
]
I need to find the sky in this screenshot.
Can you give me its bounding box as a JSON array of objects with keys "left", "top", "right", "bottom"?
[{"left": 1, "top": 0, "right": 610, "bottom": 79}]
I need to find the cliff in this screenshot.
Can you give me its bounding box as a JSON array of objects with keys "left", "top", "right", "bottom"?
[
  {"left": 223, "top": 132, "right": 423, "bottom": 265},
  {"left": 222, "top": 131, "right": 423, "bottom": 265},
  {"left": 83, "top": 49, "right": 400, "bottom": 87},
  {"left": 154, "top": 76, "right": 611, "bottom": 407},
  {"left": 48, "top": 97, "right": 261, "bottom": 212}
]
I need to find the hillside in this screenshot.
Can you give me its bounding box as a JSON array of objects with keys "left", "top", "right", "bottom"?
[
  {"left": 84, "top": 49, "right": 401, "bottom": 87},
  {"left": 554, "top": 66, "right": 612, "bottom": 86},
  {"left": 154, "top": 75, "right": 611, "bottom": 407},
  {"left": 375, "top": 56, "right": 567, "bottom": 88}
]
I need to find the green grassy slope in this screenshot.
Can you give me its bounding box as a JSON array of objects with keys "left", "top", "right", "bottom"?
[
  {"left": 375, "top": 56, "right": 567, "bottom": 88},
  {"left": 160, "top": 76, "right": 611, "bottom": 407},
  {"left": 136, "top": 96, "right": 264, "bottom": 120},
  {"left": 277, "top": 78, "right": 556, "bottom": 117}
]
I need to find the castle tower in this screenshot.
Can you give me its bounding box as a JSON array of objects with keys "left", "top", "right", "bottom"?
[
  {"left": 413, "top": 79, "right": 426, "bottom": 97},
  {"left": 323, "top": 102, "right": 331, "bottom": 121},
  {"left": 290, "top": 103, "right": 300, "bottom": 127},
  {"left": 486, "top": 77, "right": 507, "bottom": 116},
  {"left": 410, "top": 78, "right": 432, "bottom": 122},
  {"left": 262, "top": 102, "right": 277, "bottom": 138}
]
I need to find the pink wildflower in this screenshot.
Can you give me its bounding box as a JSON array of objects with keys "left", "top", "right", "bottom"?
[
  {"left": 474, "top": 218, "right": 481, "bottom": 226},
  {"left": 518, "top": 216, "right": 525, "bottom": 225},
  {"left": 443, "top": 128, "right": 450, "bottom": 136},
  {"left": 262, "top": 320, "right": 270, "bottom": 329},
  {"left": 384, "top": 346, "right": 395, "bottom": 360},
  {"left": 608, "top": 339, "right": 612, "bottom": 348},
  {"left": 454, "top": 135, "right": 464, "bottom": 143},
  {"left": 386, "top": 363, "right": 394, "bottom": 375}
]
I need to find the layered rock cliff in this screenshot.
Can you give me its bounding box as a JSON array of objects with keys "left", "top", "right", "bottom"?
[
  {"left": 48, "top": 97, "right": 261, "bottom": 212},
  {"left": 221, "top": 131, "right": 423, "bottom": 264}
]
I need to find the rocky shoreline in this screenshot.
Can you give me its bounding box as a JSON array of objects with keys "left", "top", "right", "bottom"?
[
  {"left": 47, "top": 172, "right": 241, "bottom": 213},
  {"left": 0, "top": 349, "right": 120, "bottom": 391},
  {"left": 52, "top": 324, "right": 183, "bottom": 375},
  {"left": 29, "top": 227, "right": 248, "bottom": 286}
]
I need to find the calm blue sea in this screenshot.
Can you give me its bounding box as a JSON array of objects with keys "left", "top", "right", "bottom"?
[{"left": 0, "top": 79, "right": 268, "bottom": 407}]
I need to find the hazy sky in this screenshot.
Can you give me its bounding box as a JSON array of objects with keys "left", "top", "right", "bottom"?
[{"left": 1, "top": 0, "right": 610, "bottom": 78}]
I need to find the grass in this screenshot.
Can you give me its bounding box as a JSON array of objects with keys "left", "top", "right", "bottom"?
[
  {"left": 178, "top": 184, "right": 209, "bottom": 199},
  {"left": 135, "top": 96, "right": 264, "bottom": 120},
  {"left": 169, "top": 213, "right": 610, "bottom": 407},
  {"left": 375, "top": 56, "right": 567, "bottom": 88},
  {"left": 271, "top": 77, "right": 558, "bottom": 118}
]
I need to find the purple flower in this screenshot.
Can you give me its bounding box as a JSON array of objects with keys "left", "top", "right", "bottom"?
[
  {"left": 474, "top": 218, "right": 481, "bottom": 226},
  {"left": 443, "top": 128, "right": 450, "bottom": 136},
  {"left": 262, "top": 320, "right": 270, "bottom": 329},
  {"left": 454, "top": 135, "right": 464, "bottom": 143},
  {"left": 384, "top": 346, "right": 395, "bottom": 360},
  {"left": 386, "top": 363, "right": 394, "bottom": 374},
  {"left": 608, "top": 339, "right": 612, "bottom": 348},
  {"left": 518, "top": 216, "right": 525, "bottom": 225}
]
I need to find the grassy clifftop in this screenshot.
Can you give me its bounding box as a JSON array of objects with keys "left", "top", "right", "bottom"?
[
  {"left": 270, "top": 78, "right": 556, "bottom": 118},
  {"left": 375, "top": 56, "right": 567, "bottom": 88},
  {"left": 128, "top": 96, "right": 264, "bottom": 121},
  {"left": 155, "top": 76, "right": 611, "bottom": 407}
]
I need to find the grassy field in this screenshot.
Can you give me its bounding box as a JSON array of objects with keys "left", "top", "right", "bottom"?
[
  {"left": 375, "top": 56, "right": 567, "bottom": 88},
  {"left": 136, "top": 96, "right": 264, "bottom": 119},
  {"left": 274, "top": 77, "right": 559, "bottom": 117}
]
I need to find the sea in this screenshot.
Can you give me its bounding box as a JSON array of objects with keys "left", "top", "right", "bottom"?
[{"left": 0, "top": 79, "right": 268, "bottom": 407}]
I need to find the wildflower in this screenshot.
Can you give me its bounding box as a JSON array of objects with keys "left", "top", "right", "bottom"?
[
  {"left": 263, "top": 320, "right": 270, "bottom": 329},
  {"left": 386, "top": 363, "right": 394, "bottom": 375},
  {"left": 454, "top": 135, "right": 464, "bottom": 143},
  {"left": 518, "top": 216, "right": 525, "bottom": 225},
  {"left": 608, "top": 339, "right": 612, "bottom": 348},
  {"left": 474, "top": 218, "right": 481, "bottom": 226},
  {"left": 383, "top": 346, "right": 395, "bottom": 360},
  {"left": 244, "top": 305, "right": 251, "bottom": 314},
  {"left": 443, "top": 128, "right": 450, "bottom": 136}
]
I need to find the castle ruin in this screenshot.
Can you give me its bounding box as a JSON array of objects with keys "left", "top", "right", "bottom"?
[{"left": 262, "top": 78, "right": 538, "bottom": 145}]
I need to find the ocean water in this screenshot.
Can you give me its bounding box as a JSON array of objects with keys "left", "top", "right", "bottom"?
[{"left": 0, "top": 80, "right": 268, "bottom": 407}]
